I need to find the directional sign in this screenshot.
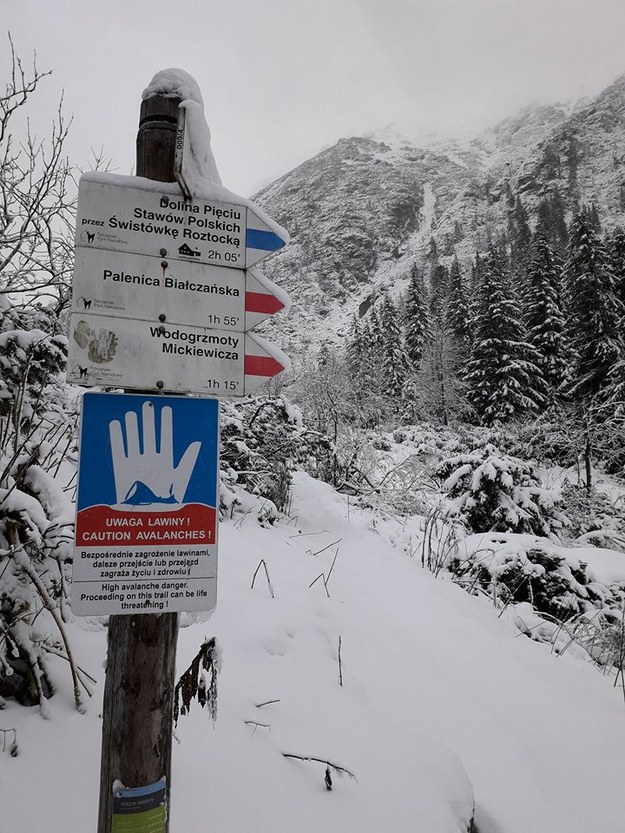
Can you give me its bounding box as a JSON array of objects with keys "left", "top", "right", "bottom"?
[
  {"left": 244, "top": 268, "right": 291, "bottom": 331},
  {"left": 72, "top": 392, "right": 219, "bottom": 616},
  {"left": 244, "top": 333, "right": 290, "bottom": 382},
  {"left": 70, "top": 248, "right": 290, "bottom": 332},
  {"left": 76, "top": 174, "right": 288, "bottom": 270},
  {"left": 67, "top": 312, "right": 289, "bottom": 396}
]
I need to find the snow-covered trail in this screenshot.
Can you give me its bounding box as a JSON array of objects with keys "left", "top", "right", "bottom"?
[{"left": 3, "top": 472, "right": 625, "bottom": 832}]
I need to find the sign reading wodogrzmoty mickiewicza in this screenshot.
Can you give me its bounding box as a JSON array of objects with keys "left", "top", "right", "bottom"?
[
  {"left": 76, "top": 173, "right": 288, "bottom": 270},
  {"left": 66, "top": 314, "right": 288, "bottom": 395},
  {"left": 72, "top": 392, "right": 219, "bottom": 616}
]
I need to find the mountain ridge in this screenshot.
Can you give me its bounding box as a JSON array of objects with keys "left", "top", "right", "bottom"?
[{"left": 254, "top": 74, "right": 625, "bottom": 354}]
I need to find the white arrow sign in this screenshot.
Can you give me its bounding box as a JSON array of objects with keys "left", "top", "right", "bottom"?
[
  {"left": 70, "top": 249, "right": 290, "bottom": 332},
  {"left": 244, "top": 269, "right": 291, "bottom": 331},
  {"left": 67, "top": 312, "right": 289, "bottom": 396},
  {"left": 76, "top": 174, "right": 288, "bottom": 270}
]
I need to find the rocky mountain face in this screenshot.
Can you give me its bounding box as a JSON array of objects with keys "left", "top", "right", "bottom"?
[
  {"left": 511, "top": 76, "right": 625, "bottom": 222},
  {"left": 254, "top": 74, "right": 625, "bottom": 354}
]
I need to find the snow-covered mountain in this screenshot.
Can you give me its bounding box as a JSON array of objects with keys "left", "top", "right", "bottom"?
[
  {"left": 254, "top": 135, "right": 472, "bottom": 351},
  {"left": 254, "top": 74, "right": 625, "bottom": 353}
]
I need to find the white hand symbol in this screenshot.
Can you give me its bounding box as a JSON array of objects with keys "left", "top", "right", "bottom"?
[{"left": 109, "top": 401, "right": 201, "bottom": 508}]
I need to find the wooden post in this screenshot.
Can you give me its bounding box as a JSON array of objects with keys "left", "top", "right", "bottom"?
[{"left": 97, "top": 92, "right": 182, "bottom": 833}]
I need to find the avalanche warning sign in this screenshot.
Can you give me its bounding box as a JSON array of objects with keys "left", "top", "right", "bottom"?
[{"left": 72, "top": 392, "right": 219, "bottom": 616}]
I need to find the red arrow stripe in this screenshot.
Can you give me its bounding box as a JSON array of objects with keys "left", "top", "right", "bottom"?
[
  {"left": 245, "top": 354, "right": 285, "bottom": 377},
  {"left": 245, "top": 291, "right": 285, "bottom": 314}
]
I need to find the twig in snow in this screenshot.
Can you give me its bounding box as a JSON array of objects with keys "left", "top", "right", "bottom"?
[
  {"left": 326, "top": 548, "right": 339, "bottom": 582},
  {"left": 251, "top": 559, "right": 275, "bottom": 598},
  {"left": 233, "top": 505, "right": 254, "bottom": 527},
  {"left": 40, "top": 646, "right": 96, "bottom": 695},
  {"left": 309, "top": 538, "right": 342, "bottom": 557},
  {"left": 245, "top": 720, "right": 271, "bottom": 734},
  {"left": 289, "top": 530, "right": 334, "bottom": 539},
  {"left": 308, "top": 547, "right": 340, "bottom": 597},
  {"left": 282, "top": 753, "right": 357, "bottom": 783},
  {"left": 309, "top": 573, "right": 330, "bottom": 597},
  {"left": 338, "top": 635, "right": 343, "bottom": 687},
  {"left": 0, "top": 728, "right": 18, "bottom": 757}
]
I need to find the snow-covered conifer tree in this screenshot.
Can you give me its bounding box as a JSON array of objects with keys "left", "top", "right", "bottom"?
[
  {"left": 425, "top": 237, "right": 448, "bottom": 319},
  {"left": 464, "top": 247, "right": 548, "bottom": 424},
  {"left": 345, "top": 315, "right": 366, "bottom": 375},
  {"left": 564, "top": 209, "right": 624, "bottom": 402},
  {"left": 344, "top": 316, "right": 386, "bottom": 426},
  {"left": 379, "top": 293, "right": 410, "bottom": 402},
  {"left": 436, "top": 446, "right": 567, "bottom": 537},
  {"left": 445, "top": 256, "right": 471, "bottom": 351},
  {"left": 524, "top": 234, "right": 569, "bottom": 401},
  {"left": 429, "top": 262, "right": 449, "bottom": 320},
  {"left": 606, "top": 227, "right": 625, "bottom": 309},
  {"left": 507, "top": 195, "right": 532, "bottom": 283},
  {"left": 367, "top": 303, "right": 385, "bottom": 352},
  {"left": 403, "top": 264, "right": 432, "bottom": 371},
  {"left": 411, "top": 255, "right": 473, "bottom": 424}
]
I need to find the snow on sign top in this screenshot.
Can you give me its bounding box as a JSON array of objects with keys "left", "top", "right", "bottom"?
[{"left": 142, "top": 68, "right": 204, "bottom": 105}]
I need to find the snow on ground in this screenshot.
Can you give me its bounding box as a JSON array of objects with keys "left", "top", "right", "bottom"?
[{"left": 2, "top": 472, "right": 625, "bottom": 832}]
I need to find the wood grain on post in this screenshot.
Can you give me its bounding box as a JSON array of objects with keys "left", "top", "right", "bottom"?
[{"left": 97, "top": 92, "right": 182, "bottom": 833}]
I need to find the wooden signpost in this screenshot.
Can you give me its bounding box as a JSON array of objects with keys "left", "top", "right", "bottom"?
[
  {"left": 68, "top": 82, "right": 290, "bottom": 833},
  {"left": 96, "top": 92, "right": 181, "bottom": 833}
]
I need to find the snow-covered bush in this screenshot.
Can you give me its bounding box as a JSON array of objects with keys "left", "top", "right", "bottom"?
[
  {"left": 450, "top": 533, "right": 625, "bottom": 623},
  {"left": 506, "top": 410, "right": 578, "bottom": 467},
  {"left": 219, "top": 396, "right": 331, "bottom": 518},
  {"left": 0, "top": 303, "right": 79, "bottom": 710},
  {"left": 389, "top": 422, "right": 494, "bottom": 461},
  {"left": 436, "top": 446, "right": 568, "bottom": 538},
  {"left": 508, "top": 404, "right": 625, "bottom": 486},
  {"left": 508, "top": 602, "right": 625, "bottom": 672},
  {"left": 449, "top": 532, "right": 625, "bottom": 678},
  {"left": 461, "top": 546, "right": 594, "bottom": 619},
  {"left": 559, "top": 482, "right": 625, "bottom": 551}
]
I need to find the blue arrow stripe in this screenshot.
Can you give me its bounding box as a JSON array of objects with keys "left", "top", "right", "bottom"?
[{"left": 246, "top": 228, "right": 285, "bottom": 252}]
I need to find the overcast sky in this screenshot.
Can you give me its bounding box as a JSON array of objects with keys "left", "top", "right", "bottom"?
[{"left": 6, "top": 0, "right": 625, "bottom": 196}]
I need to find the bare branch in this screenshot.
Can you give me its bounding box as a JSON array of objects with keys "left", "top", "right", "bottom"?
[
  {"left": 251, "top": 559, "right": 275, "bottom": 598},
  {"left": 0, "top": 35, "right": 76, "bottom": 305},
  {"left": 282, "top": 753, "right": 357, "bottom": 781}
]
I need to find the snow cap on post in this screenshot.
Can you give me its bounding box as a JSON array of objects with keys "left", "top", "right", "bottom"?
[
  {"left": 142, "top": 68, "right": 221, "bottom": 194},
  {"left": 142, "top": 68, "right": 204, "bottom": 106}
]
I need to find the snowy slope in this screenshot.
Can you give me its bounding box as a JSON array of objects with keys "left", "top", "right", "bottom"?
[
  {"left": 254, "top": 73, "right": 625, "bottom": 355},
  {"left": 3, "top": 472, "right": 625, "bottom": 833}
]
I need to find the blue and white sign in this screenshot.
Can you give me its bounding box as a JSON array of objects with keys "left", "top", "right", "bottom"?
[
  {"left": 72, "top": 391, "right": 219, "bottom": 616},
  {"left": 75, "top": 174, "right": 288, "bottom": 270}
]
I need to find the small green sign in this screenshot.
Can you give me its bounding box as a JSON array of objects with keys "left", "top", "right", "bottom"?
[{"left": 112, "top": 779, "right": 166, "bottom": 833}]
